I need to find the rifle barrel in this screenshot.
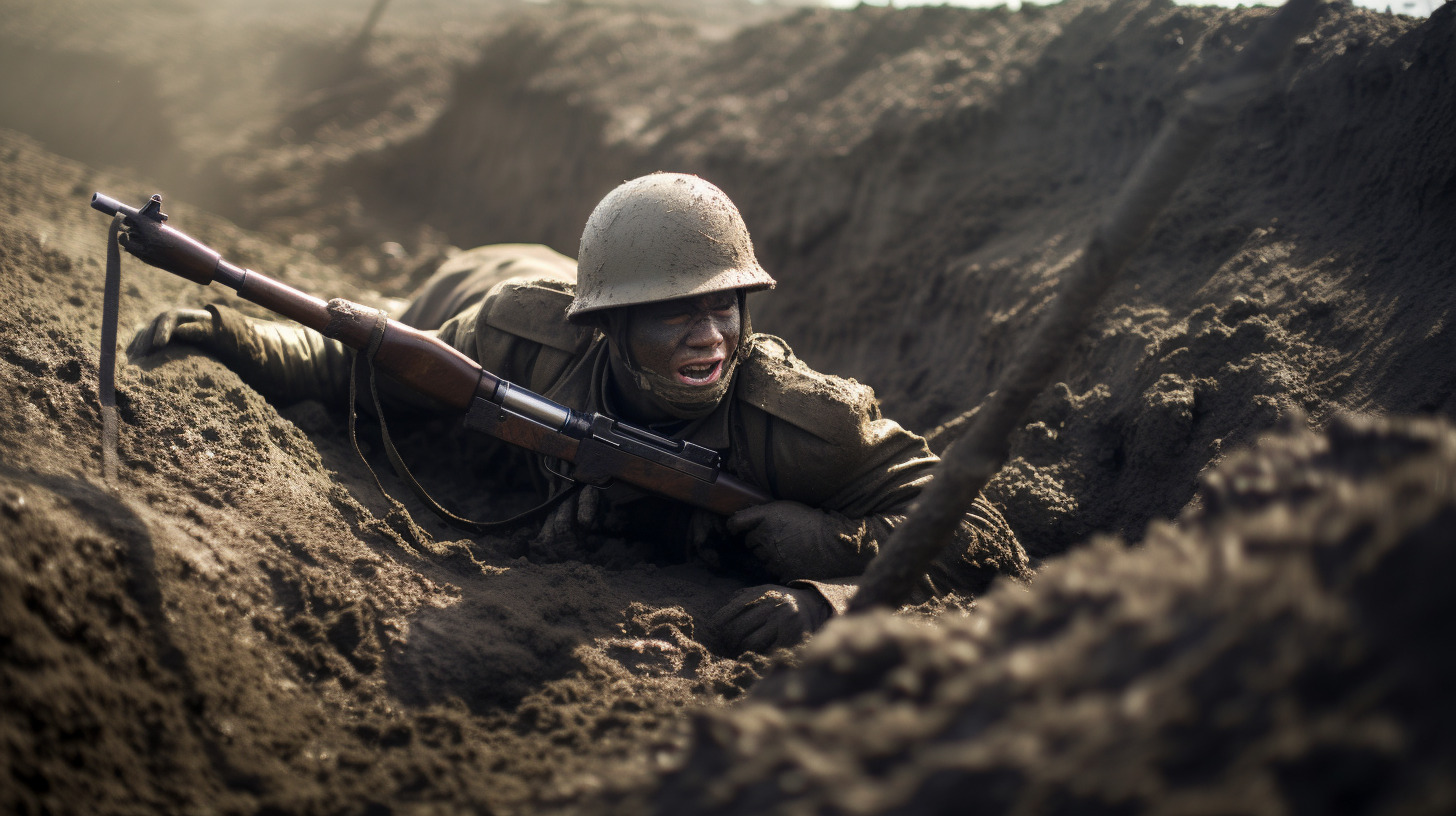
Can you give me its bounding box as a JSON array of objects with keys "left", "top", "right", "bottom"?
[{"left": 91, "top": 191, "right": 773, "bottom": 516}]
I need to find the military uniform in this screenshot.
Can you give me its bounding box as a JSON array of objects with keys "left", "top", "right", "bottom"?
[
  {"left": 200, "top": 250, "right": 1027, "bottom": 610},
  {"left": 137, "top": 173, "right": 1029, "bottom": 648}
]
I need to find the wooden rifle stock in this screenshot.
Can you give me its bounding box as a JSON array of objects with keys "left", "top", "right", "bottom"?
[{"left": 91, "top": 192, "right": 771, "bottom": 516}]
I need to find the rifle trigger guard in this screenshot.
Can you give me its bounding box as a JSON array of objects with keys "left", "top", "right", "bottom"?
[
  {"left": 541, "top": 456, "right": 612, "bottom": 490},
  {"left": 569, "top": 436, "right": 621, "bottom": 487}
]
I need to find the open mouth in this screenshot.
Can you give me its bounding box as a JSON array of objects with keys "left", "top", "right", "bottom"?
[{"left": 677, "top": 359, "right": 724, "bottom": 386}]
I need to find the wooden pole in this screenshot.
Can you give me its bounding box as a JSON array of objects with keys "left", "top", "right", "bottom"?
[{"left": 848, "top": 0, "right": 1324, "bottom": 613}]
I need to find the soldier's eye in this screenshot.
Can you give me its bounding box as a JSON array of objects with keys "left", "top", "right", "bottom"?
[{"left": 659, "top": 308, "right": 695, "bottom": 325}]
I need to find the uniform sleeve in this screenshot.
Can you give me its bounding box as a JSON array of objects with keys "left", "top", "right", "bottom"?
[
  {"left": 758, "top": 419, "right": 1028, "bottom": 598},
  {"left": 735, "top": 336, "right": 1030, "bottom": 598},
  {"left": 735, "top": 335, "right": 935, "bottom": 516},
  {"left": 200, "top": 310, "right": 454, "bottom": 415},
  {"left": 205, "top": 275, "right": 583, "bottom": 414},
  {"left": 785, "top": 493, "right": 1024, "bottom": 613},
  {"left": 198, "top": 304, "right": 355, "bottom": 407}
]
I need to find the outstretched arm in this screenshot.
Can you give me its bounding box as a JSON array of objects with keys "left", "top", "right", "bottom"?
[
  {"left": 712, "top": 494, "right": 1026, "bottom": 653},
  {"left": 130, "top": 304, "right": 355, "bottom": 405},
  {"left": 728, "top": 492, "right": 1025, "bottom": 601},
  {"left": 709, "top": 400, "right": 1030, "bottom": 653}
]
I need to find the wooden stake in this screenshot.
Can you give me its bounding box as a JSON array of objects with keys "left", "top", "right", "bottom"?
[{"left": 848, "top": 0, "right": 1324, "bottom": 613}]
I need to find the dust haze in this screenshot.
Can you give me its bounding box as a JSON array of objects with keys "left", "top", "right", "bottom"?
[{"left": 2, "top": 0, "right": 1454, "bottom": 813}]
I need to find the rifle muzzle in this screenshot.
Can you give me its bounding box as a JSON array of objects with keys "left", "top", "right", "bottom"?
[{"left": 91, "top": 192, "right": 222, "bottom": 285}]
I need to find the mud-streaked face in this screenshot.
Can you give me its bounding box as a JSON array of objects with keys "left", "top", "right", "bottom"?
[{"left": 625, "top": 291, "right": 741, "bottom": 387}]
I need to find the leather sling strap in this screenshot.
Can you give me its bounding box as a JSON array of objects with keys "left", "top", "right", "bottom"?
[
  {"left": 101, "top": 223, "right": 565, "bottom": 537},
  {"left": 347, "top": 309, "right": 578, "bottom": 539},
  {"left": 99, "top": 213, "right": 124, "bottom": 489}
]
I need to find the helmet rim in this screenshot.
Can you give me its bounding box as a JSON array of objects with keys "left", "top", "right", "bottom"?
[{"left": 568, "top": 172, "right": 776, "bottom": 323}]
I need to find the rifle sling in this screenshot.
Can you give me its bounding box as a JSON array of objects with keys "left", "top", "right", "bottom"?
[
  {"left": 99, "top": 213, "right": 124, "bottom": 489},
  {"left": 348, "top": 309, "right": 578, "bottom": 539},
  {"left": 99, "top": 205, "right": 571, "bottom": 535}
]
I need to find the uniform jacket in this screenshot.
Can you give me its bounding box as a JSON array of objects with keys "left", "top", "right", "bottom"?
[
  {"left": 221, "top": 253, "right": 1028, "bottom": 606},
  {"left": 429, "top": 276, "right": 1025, "bottom": 603}
]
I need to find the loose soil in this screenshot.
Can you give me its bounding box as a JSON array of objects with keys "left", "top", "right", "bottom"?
[{"left": 1, "top": 0, "right": 1453, "bottom": 813}]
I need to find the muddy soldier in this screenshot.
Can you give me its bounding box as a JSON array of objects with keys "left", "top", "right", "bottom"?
[{"left": 131, "top": 173, "right": 1030, "bottom": 652}]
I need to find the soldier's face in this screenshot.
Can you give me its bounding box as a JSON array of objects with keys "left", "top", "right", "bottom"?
[{"left": 625, "top": 291, "right": 740, "bottom": 387}]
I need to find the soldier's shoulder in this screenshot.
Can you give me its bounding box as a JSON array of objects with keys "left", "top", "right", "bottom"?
[
  {"left": 435, "top": 243, "right": 576, "bottom": 281},
  {"left": 481, "top": 278, "right": 593, "bottom": 354},
  {"left": 737, "top": 334, "right": 879, "bottom": 446}
]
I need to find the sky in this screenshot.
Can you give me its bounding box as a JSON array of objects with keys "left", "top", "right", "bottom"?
[{"left": 821, "top": 0, "right": 1443, "bottom": 17}]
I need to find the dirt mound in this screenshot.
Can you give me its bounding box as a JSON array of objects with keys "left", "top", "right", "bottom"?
[
  {"left": 321, "top": 0, "right": 1453, "bottom": 559},
  {"left": 0, "top": 131, "right": 767, "bottom": 814},
  {"left": 2, "top": 0, "right": 1454, "bottom": 812},
  {"left": 626, "top": 413, "right": 1456, "bottom": 815}
]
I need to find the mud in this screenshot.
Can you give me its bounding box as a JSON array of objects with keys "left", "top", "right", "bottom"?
[
  {"left": 2, "top": 0, "right": 1454, "bottom": 813},
  {"left": 633, "top": 413, "right": 1456, "bottom": 815}
]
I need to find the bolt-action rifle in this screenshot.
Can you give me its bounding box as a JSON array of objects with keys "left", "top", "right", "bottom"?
[{"left": 91, "top": 192, "right": 770, "bottom": 519}]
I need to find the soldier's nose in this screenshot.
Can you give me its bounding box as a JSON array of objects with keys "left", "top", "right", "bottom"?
[{"left": 688, "top": 317, "right": 725, "bottom": 347}]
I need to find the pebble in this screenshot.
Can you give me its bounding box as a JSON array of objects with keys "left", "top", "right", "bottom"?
[{"left": 1, "top": 488, "right": 27, "bottom": 519}]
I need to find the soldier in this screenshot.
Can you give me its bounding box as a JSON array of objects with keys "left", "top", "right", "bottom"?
[{"left": 131, "top": 173, "right": 1030, "bottom": 652}]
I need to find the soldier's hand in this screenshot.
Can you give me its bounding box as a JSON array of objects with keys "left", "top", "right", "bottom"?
[
  {"left": 709, "top": 584, "right": 830, "bottom": 654},
  {"left": 127, "top": 308, "right": 214, "bottom": 359},
  {"left": 727, "top": 500, "right": 872, "bottom": 580},
  {"left": 532, "top": 486, "right": 625, "bottom": 561}
]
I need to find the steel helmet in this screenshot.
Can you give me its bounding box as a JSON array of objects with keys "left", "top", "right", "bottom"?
[{"left": 567, "top": 173, "right": 776, "bottom": 323}]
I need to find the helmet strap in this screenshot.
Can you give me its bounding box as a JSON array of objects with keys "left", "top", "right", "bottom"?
[{"left": 603, "top": 291, "right": 749, "bottom": 422}]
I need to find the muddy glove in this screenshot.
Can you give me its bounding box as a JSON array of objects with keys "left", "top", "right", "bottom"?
[
  {"left": 127, "top": 308, "right": 216, "bottom": 358},
  {"left": 531, "top": 486, "right": 628, "bottom": 562},
  {"left": 709, "top": 584, "right": 831, "bottom": 654},
  {"left": 726, "top": 500, "right": 876, "bottom": 581},
  {"left": 128, "top": 304, "right": 353, "bottom": 404}
]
